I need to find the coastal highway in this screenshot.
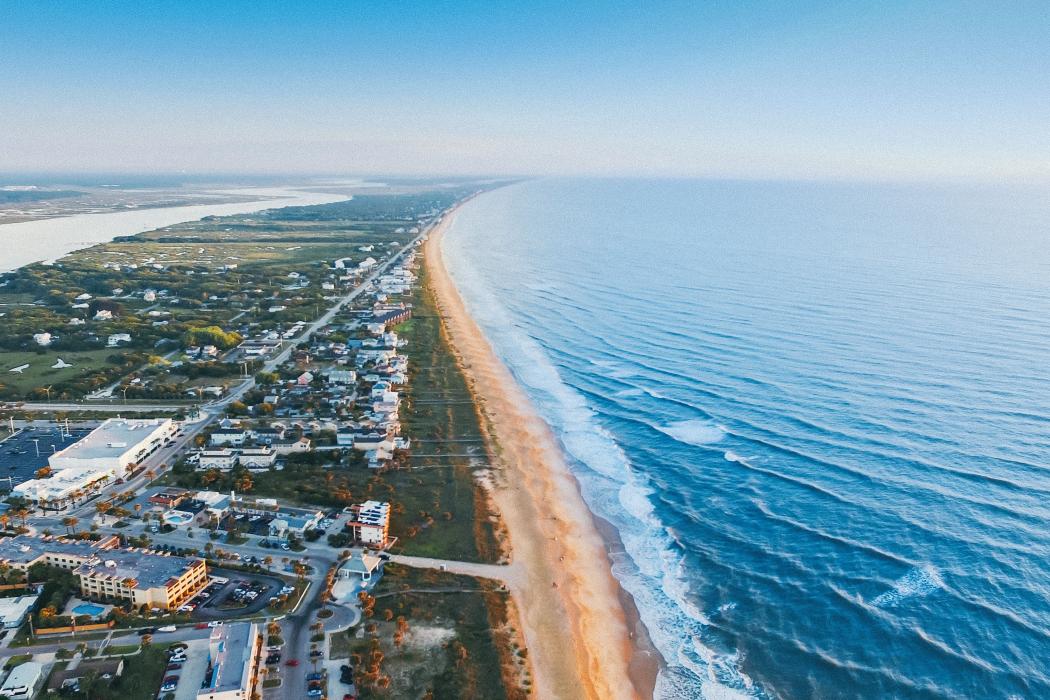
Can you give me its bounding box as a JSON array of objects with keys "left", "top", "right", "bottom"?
[
  {"left": 14, "top": 402, "right": 186, "bottom": 412},
  {"left": 214, "top": 222, "right": 431, "bottom": 409}
]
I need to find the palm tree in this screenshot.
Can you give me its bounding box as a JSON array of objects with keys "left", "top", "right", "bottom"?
[
  {"left": 0, "top": 514, "right": 10, "bottom": 532},
  {"left": 262, "top": 556, "right": 273, "bottom": 572}
]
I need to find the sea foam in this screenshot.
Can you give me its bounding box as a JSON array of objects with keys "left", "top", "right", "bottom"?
[{"left": 659, "top": 420, "right": 727, "bottom": 446}]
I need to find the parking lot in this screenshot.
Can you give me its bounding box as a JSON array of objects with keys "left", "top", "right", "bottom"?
[
  {"left": 0, "top": 425, "right": 92, "bottom": 488},
  {"left": 221, "top": 510, "right": 275, "bottom": 536},
  {"left": 184, "top": 568, "right": 287, "bottom": 619}
]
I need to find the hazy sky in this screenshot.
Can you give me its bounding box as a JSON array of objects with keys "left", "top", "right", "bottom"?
[{"left": 3, "top": 1, "right": 1049, "bottom": 181}]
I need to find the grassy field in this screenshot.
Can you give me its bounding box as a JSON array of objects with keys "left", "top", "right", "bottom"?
[
  {"left": 0, "top": 348, "right": 120, "bottom": 395},
  {"left": 336, "top": 564, "right": 528, "bottom": 700}
]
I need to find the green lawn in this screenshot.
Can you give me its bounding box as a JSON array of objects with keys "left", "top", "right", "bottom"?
[{"left": 0, "top": 348, "right": 123, "bottom": 396}]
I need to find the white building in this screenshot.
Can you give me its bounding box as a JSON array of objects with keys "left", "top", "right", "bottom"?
[
  {"left": 0, "top": 595, "right": 38, "bottom": 629},
  {"left": 0, "top": 661, "right": 42, "bottom": 699},
  {"left": 346, "top": 501, "right": 390, "bottom": 547},
  {"left": 107, "top": 333, "right": 132, "bottom": 347},
  {"left": 12, "top": 468, "right": 111, "bottom": 509},
  {"left": 198, "top": 623, "right": 261, "bottom": 700},
  {"left": 32, "top": 333, "right": 52, "bottom": 347},
  {"left": 238, "top": 446, "right": 276, "bottom": 470},
  {"left": 93, "top": 310, "right": 112, "bottom": 321},
  {"left": 209, "top": 428, "right": 247, "bottom": 446},
  {"left": 49, "top": 418, "right": 177, "bottom": 479},
  {"left": 326, "top": 369, "right": 356, "bottom": 385},
  {"left": 198, "top": 449, "right": 237, "bottom": 472}
]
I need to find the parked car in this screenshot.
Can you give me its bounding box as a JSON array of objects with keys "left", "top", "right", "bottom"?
[
  {"left": 208, "top": 621, "right": 223, "bottom": 628},
  {"left": 158, "top": 625, "right": 177, "bottom": 633},
  {"left": 286, "top": 659, "right": 299, "bottom": 667}
]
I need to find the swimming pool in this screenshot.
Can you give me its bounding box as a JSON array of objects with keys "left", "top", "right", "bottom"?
[
  {"left": 72, "top": 603, "right": 105, "bottom": 617},
  {"left": 164, "top": 511, "right": 193, "bottom": 525}
]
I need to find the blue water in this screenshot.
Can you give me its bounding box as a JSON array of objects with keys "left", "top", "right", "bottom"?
[
  {"left": 442, "top": 179, "right": 1050, "bottom": 700},
  {"left": 72, "top": 603, "right": 105, "bottom": 617}
]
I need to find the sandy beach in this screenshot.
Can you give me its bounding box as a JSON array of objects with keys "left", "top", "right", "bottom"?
[{"left": 425, "top": 204, "right": 653, "bottom": 700}]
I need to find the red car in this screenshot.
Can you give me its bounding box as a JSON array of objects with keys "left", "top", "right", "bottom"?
[
  {"left": 195, "top": 623, "right": 209, "bottom": 629},
  {"left": 285, "top": 659, "right": 299, "bottom": 667}
]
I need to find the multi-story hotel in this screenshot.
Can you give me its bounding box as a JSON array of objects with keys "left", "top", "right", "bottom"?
[{"left": 0, "top": 535, "right": 207, "bottom": 610}]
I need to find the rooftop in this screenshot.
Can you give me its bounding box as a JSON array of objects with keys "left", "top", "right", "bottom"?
[
  {"left": 51, "top": 418, "right": 173, "bottom": 461},
  {"left": 75, "top": 550, "right": 203, "bottom": 589},
  {"left": 0, "top": 535, "right": 115, "bottom": 565},
  {"left": 202, "top": 622, "right": 258, "bottom": 695}
]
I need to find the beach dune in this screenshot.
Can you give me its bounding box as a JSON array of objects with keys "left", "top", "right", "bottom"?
[{"left": 425, "top": 207, "right": 645, "bottom": 700}]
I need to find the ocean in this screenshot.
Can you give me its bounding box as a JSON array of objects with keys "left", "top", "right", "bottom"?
[{"left": 441, "top": 179, "right": 1050, "bottom": 699}]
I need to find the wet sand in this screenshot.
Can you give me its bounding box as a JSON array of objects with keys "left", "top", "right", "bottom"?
[{"left": 425, "top": 204, "right": 656, "bottom": 699}]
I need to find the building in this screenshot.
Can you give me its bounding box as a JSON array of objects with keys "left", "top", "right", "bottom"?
[
  {"left": 198, "top": 449, "right": 237, "bottom": 472},
  {"left": 238, "top": 338, "right": 282, "bottom": 358},
  {"left": 49, "top": 418, "right": 178, "bottom": 479},
  {"left": 195, "top": 491, "right": 232, "bottom": 521},
  {"left": 0, "top": 595, "right": 37, "bottom": 629},
  {"left": 0, "top": 535, "right": 119, "bottom": 574},
  {"left": 267, "top": 514, "right": 319, "bottom": 541},
  {"left": 250, "top": 426, "right": 285, "bottom": 444},
  {"left": 210, "top": 428, "right": 247, "bottom": 446},
  {"left": 0, "top": 535, "right": 206, "bottom": 609},
  {"left": 272, "top": 437, "right": 311, "bottom": 455},
  {"left": 198, "top": 622, "right": 262, "bottom": 700},
  {"left": 373, "top": 307, "right": 411, "bottom": 329},
  {"left": 46, "top": 659, "right": 124, "bottom": 694},
  {"left": 238, "top": 446, "right": 276, "bottom": 470},
  {"left": 32, "top": 333, "right": 52, "bottom": 347},
  {"left": 11, "top": 468, "right": 112, "bottom": 509},
  {"left": 75, "top": 551, "right": 208, "bottom": 610},
  {"left": 0, "top": 661, "right": 43, "bottom": 699},
  {"left": 107, "top": 333, "right": 132, "bottom": 347},
  {"left": 345, "top": 501, "right": 390, "bottom": 547},
  {"left": 337, "top": 550, "right": 383, "bottom": 585},
  {"left": 325, "top": 369, "right": 356, "bottom": 385},
  {"left": 336, "top": 427, "right": 355, "bottom": 447}
]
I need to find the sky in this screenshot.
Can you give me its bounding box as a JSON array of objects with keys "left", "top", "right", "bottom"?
[{"left": 2, "top": 0, "right": 1049, "bottom": 181}]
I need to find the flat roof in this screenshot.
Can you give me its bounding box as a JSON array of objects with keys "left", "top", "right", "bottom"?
[
  {"left": 1, "top": 661, "right": 42, "bottom": 689},
  {"left": 0, "top": 535, "right": 110, "bottom": 565},
  {"left": 203, "top": 622, "right": 257, "bottom": 695},
  {"left": 75, "top": 550, "right": 202, "bottom": 589},
  {"left": 51, "top": 418, "right": 172, "bottom": 461}
]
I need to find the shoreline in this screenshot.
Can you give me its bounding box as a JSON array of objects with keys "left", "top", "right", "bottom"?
[
  {"left": 424, "top": 201, "right": 656, "bottom": 699},
  {"left": 0, "top": 186, "right": 348, "bottom": 272}
]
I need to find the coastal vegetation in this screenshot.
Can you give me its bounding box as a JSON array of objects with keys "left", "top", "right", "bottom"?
[{"left": 333, "top": 564, "right": 527, "bottom": 700}]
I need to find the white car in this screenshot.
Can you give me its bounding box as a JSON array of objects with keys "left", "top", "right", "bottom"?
[
  {"left": 207, "top": 621, "right": 223, "bottom": 628},
  {"left": 158, "top": 625, "right": 177, "bottom": 633}
]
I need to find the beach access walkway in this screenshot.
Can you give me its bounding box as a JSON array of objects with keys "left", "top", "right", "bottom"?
[{"left": 387, "top": 553, "right": 523, "bottom": 589}]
